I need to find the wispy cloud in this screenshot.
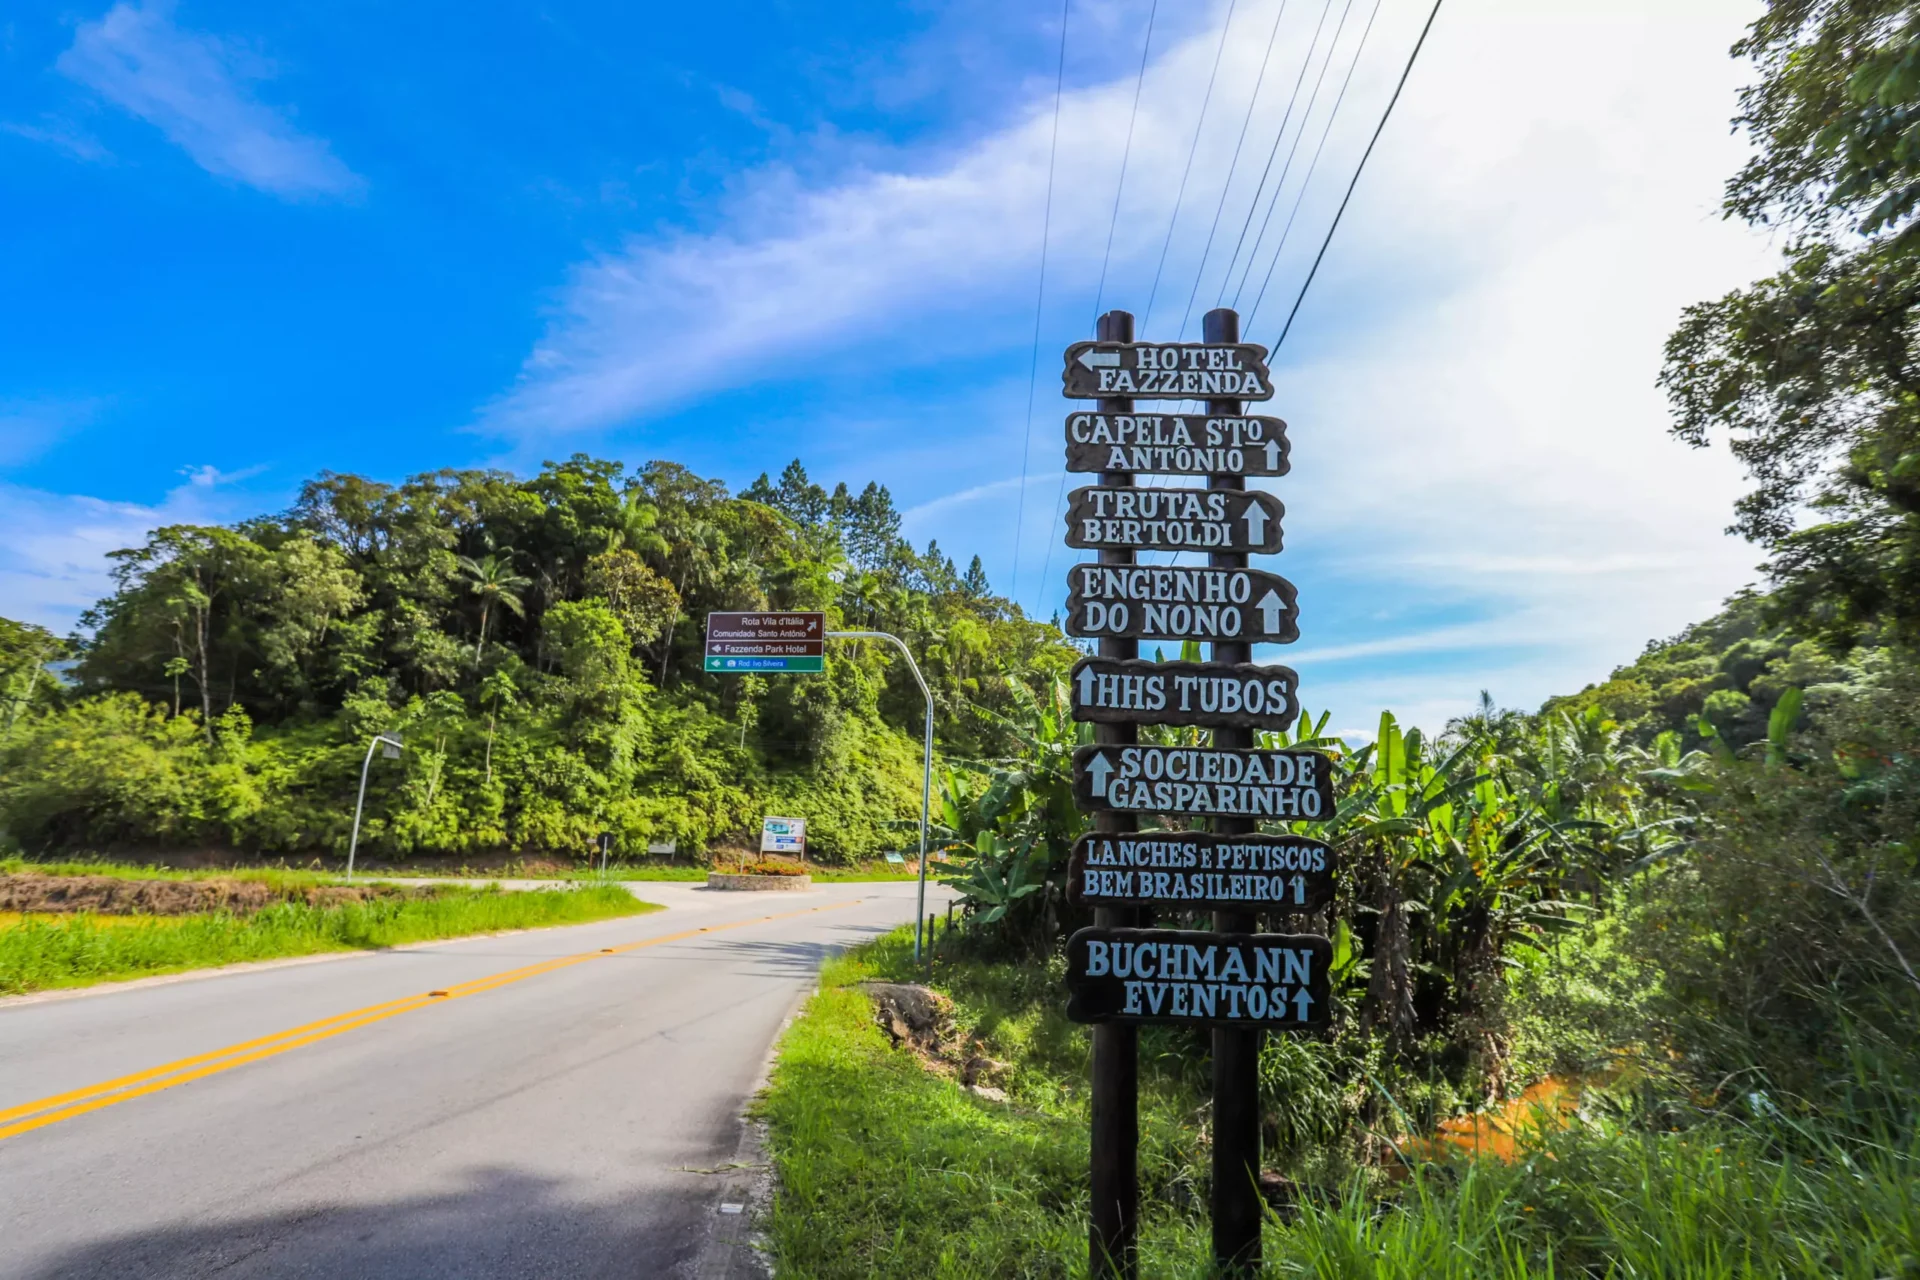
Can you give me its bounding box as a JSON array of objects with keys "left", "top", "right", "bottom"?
[
  {"left": 0, "top": 397, "right": 108, "bottom": 467},
  {"left": 57, "top": 1, "right": 361, "bottom": 199},
  {"left": 0, "top": 480, "right": 218, "bottom": 631},
  {"left": 1, "top": 118, "right": 108, "bottom": 162},
  {"left": 178, "top": 462, "right": 269, "bottom": 487}
]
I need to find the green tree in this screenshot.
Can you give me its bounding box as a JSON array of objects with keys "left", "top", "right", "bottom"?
[{"left": 454, "top": 553, "right": 530, "bottom": 665}]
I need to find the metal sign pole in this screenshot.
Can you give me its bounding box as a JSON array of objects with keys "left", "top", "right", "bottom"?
[
  {"left": 826, "top": 631, "right": 935, "bottom": 962},
  {"left": 1088, "top": 308, "right": 1140, "bottom": 1280},
  {"left": 346, "top": 733, "right": 402, "bottom": 883}
]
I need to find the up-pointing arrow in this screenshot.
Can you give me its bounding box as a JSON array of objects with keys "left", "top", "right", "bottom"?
[
  {"left": 1085, "top": 752, "right": 1114, "bottom": 798},
  {"left": 1077, "top": 349, "right": 1121, "bottom": 370},
  {"left": 1292, "top": 988, "right": 1314, "bottom": 1022},
  {"left": 1256, "top": 589, "right": 1284, "bottom": 633},
  {"left": 1076, "top": 665, "right": 1098, "bottom": 706},
  {"left": 1263, "top": 438, "right": 1282, "bottom": 470},
  {"left": 1241, "top": 499, "right": 1266, "bottom": 546}
]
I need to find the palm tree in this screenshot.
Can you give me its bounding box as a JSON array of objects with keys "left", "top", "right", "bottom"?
[{"left": 455, "top": 553, "right": 530, "bottom": 665}]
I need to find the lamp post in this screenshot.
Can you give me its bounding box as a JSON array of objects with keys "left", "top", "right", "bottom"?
[
  {"left": 347, "top": 732, "right": 404, "bottom": 882},
  {"left": 826, "top": 630, "right": 935, "bottom": 961}
]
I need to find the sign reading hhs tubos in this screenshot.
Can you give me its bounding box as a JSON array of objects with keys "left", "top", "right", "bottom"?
[
  {"left": 1073, "top": 744, "right": 1334, "bottom": 819},
  {"left": 1069, "top": 656, "right": 1298, "bottom": 730},
  {"left": 1063, "top": 342, "right": 1274, "bottom": 400},
  {"left": 1066, "top": 928, "right": 1331, "bottom": 1029}
]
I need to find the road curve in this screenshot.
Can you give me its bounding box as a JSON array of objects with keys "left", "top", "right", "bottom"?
[{"left": 0, "top": 880, "right": 947, "bottom": 1279}]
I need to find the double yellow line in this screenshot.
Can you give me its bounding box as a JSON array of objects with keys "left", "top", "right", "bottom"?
[{"left": 0, "top": 898, "right": 862, "bottom": 1143}]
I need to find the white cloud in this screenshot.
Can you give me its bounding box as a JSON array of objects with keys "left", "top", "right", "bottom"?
[{"left": 57, "top": 1, "right": 361, "bottom": 199}]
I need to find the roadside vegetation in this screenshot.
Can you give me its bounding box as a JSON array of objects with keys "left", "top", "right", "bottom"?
[{"left": 0, "top": 871, "right": 654, "bottom": 996}]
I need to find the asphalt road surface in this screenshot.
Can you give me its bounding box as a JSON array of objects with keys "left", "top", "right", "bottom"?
[{"left": 0, "top": 879, "right": 949, "bottom": 1279}]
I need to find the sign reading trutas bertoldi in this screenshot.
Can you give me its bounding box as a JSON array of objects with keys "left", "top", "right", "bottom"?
[
  {"left": 703, "top": 611, "right": 825, "bottom": 673},
  {"left": 1069, "top": 657, "right": 1298, "bottom": 731},
  {"left": 1063, "top": 342, "right": 1274, "bottom": 400},
  {"left": 1065, "top": 928, "right": 1331, "bottom": 1029},
  {"left": 1064, "top": 485, "right": 1283, "bottom": 554},
  {"left": 1065, "top": 564, "right": 1299, "bottom": 644},
  {"left": 1068, "top": 832, "right": 1334, "bottom": 911},
  {"left": 1064, "top": 413, "right": 1290, "bottom": 477},
  {"left": 1072, "top": 744, "right": 1333, "bottom": 820}
]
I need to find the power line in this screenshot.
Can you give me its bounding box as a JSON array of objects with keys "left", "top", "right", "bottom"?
[
  {"left": 1008, "top": 0, "right": 1072, "bottom": 608},
  {"left": 1176, "top": 0, "right": 1292, "bottom": 341},
  {"left": 1226, "top": 0, "right": 1365, "bottom": 309},
  {"left": 1142, "top": 0, "right": 1239, "bottom": 336},
  {"left": 1272, "top": 0, "right": 1447, "bottom": 353},
  {"left": 1092, "top": 0, "right": 1161, "bottom": 321},
  {"left": 1212, "top": 0, "right": 1343, "bottom": 314},
  {"left": 1245, "top": 0, "right": 1385, "bottom": 326}
]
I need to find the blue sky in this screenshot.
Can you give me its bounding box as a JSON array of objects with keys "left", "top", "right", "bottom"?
[{"left": 1, "top": 0, "right": 1777, "bottom": 733}]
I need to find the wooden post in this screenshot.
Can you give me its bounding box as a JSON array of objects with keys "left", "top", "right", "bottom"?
[
  {"left": 1089, "top": 307, "right": 1140, "bottom": 1280},
  {"left": 1205, "top": 306, "right": 1263, "bottom": 1275}
]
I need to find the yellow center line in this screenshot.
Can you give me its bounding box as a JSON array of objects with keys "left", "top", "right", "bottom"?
[{"left": 0, "top": 898, "right": 864, "bottom": 1143}]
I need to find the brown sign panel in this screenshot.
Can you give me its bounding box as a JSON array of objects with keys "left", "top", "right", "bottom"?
[
  {"left": 1065, "top": 928, "right": 1331, "bottom": 1029},
  {"left": 703, "top": 611, "right": 825, "bottom": 673},
  {"left": 1063, "top": 342, "right": 1274, "bottom": 401},
  {"left": 1065, "top": 564, "right": 1299, "bottom": 644},
  {"left": 1064, "top": 413, "right": 1290, "bottom": 477},
  {"left": 1069, "top": 657, "right": 1299, "bottom": 731},
  {"left": 1067, "top": 832, "right": 1334, "bottom": 912},
  {"left": 1072, "top": 744, "right": 1333, "bottom": 821},
  {"left": 1064, "top": 486, "right": 1283, "bottom": 554}
]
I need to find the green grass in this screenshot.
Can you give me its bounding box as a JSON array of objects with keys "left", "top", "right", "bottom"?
[
  {"left": 760, "top": 927, "right": 1920, "bottom": 1278},
  {"left": 0, "top": 884, "right": 658, "bottom": 996},
  {"left": 0, "top": 855, "right": 352, "bottom": 890}
]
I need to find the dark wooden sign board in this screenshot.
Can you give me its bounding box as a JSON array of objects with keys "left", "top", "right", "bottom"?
[
  {"left": 1065, "top": 413, "right": 1290, "bottom": 477},
  {"left": 1072, "top": 744, "right": 1333, "bottom": 821},
  {"left": 1063, "top": 342, "right": 1274, "bottom": 400},
  {"left": 1065, "top": 928, "right": 1331, "bottom": 1029},
  {"left": 703, "top": 611, "right": 825, "bottom": 673},
  {"left": 1064, "top": 485, "right": 1283, "bottom": 554},
  {"left": 1068, "top": 832, "right": 1334, "bottom": 912},
  {"left": 1065, "top": 564, "right": 1299, "bottom": 645},
  {"left": 1069, "top": 657, "right": 1299, "bottom": 731}
]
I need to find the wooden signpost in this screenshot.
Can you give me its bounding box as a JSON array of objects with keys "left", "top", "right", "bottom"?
[
  {"left": 1063, "top": 484, "right": 1283, "bottom": 553},
  {"left": 1064, "top": 412, "right": 1290, "bottom": 477},
  {"left": 1060, "top": 309, "right": 1334, "bottom": 1279}
]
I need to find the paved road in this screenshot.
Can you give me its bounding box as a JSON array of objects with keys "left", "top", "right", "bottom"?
[{"left": 0, "top": 880, "right": 949, "bottom": 1279}]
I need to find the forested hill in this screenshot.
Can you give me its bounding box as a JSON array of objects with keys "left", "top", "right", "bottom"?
[{"left": 0, "top": 455, "right": 1076, "bottom": 861}]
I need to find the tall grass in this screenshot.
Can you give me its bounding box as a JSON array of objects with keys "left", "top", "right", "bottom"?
[
  {"left": 761, "top": 926, "right": 1920, "bottom": 1279},
  {"left": 0, "top": 884, "right": 656, "bottom": 995}
]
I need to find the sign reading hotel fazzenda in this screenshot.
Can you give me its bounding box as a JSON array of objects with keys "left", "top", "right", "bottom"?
[
  {"left": 1072, "top": 744, "right": 1334, "bottom": 820},
  {"left": 1062, "top": 343, "right": 1274, "bottom": 400},
  {"left": 1066, "top": 928, "right": 1331, "bottom": 1029}
]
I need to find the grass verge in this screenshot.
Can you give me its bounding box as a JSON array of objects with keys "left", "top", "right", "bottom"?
[
  {"left": 759, "top": 926, "right": 1920, "bottom": 1278},
  {"left": 0, "top": 884, "right": 657, "bottom": 996}
]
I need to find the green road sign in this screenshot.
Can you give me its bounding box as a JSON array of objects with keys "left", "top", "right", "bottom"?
[{"left": 702, "top": 654, "right": 823, "bottom": 673}]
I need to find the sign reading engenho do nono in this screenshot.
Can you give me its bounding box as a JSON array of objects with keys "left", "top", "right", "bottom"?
[
  {"left": 1072, "top": 744, "right": 1333, "bottom": 820},
  {"left": 1066, "top": 928, "right": 1331, "bottom": 1029},
  {"left": 1065, "top": 564, "right": 1299, "bottom": 645},
  {"left": 1068, "top": 832, "right": 1333, "bottom": 911}
]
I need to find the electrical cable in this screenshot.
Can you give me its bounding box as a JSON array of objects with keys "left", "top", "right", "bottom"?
[
  {"left": 1244, "top": 0, "right": 1384, "bottom": 326},
  {"left": 1227, "top": 0, "right": 1367, "bottom": 309},
  {"left": 1092, "top": 0, "right": 1161, "bottom": 321},
  {"left": 1175, "top": 0, "right": 1292, "bottom": 341},
  {"left": 1211, "top": 0, "right": 1343, "bottom": 313},
  {"left": 1272, "top": 0, "right": 1446, "bottom": 354},
  {"left": 1142, "top": 0, "right": 1239, "bottom": 336},
  {"left": 1008, "top": 0, "right": 1072, "bottom": 608}
]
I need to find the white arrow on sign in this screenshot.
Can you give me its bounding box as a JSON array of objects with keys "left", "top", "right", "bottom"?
[
  {"left": 1077, "top": 349, "right": 1121, "bottom": 370},
  {"left": 1077, "top": 665, "right": 1098, "bottom": 706},
  {"left": 1257, "top": 589, "right": 1285, "bottom": 633},
  {"left": 1293, "top": 988, "right": 1314, "bottom": 1022},
  {"left": 1263, "top": 439, "right": 1282, "bottom": 470},
  {"left": 1242, "top": 500, "right": 1266, "bottom": 545},
  {"left": 1085, "top": 752, "right": 1114, "bottom": 798}
]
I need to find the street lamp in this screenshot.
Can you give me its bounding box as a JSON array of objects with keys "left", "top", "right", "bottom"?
[{"left": 346, "top": 732, "right": 404, "bottom": 882}]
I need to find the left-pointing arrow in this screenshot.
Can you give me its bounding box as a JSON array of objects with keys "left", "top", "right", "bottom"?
[{"left": 1078, "top": 349, "right": 1121, "bottom": 370}]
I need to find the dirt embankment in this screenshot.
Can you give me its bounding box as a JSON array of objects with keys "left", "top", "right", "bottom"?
[{"left": 0, "top": 875, "right": 429, "bottom": 917}]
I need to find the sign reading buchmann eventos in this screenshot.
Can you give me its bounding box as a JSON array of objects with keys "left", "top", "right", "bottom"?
[{"left": 1066, "top": 929, "right": 1331, "bottom": 1029}]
